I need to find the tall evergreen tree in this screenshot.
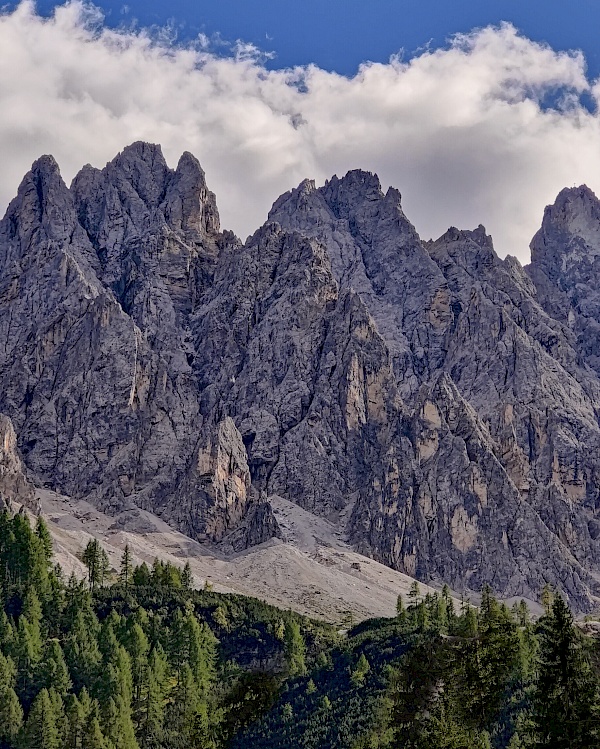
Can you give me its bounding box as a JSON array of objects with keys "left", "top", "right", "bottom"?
[
  {"left": 82, "top": 540, "right": 110, "bottom": 592},
  {"left": 0, "top": 650, "right": 22, "bottom": 746},
  {"left": 139, "top": 648, "right": 168, "bottom": 749},
  {"left": 83, "top": 715, "right": 110, "bottom": 749},
  {"left": 181, "top": 563, "right": 193, "bottom": 591},
  {"left": 20, "top": 688, "right": 60, "bottom": 749},
  {"left": 119, "top": 547, "right": 133, "bottom": 590},
  {"left": 532, "top": 594, "right": 600, "bottom": 748},
  {"left": 166, "top": 664, "right": 200, "bottom": 748},
  {"left": 284, "top": 620, "right": 306, "bottom": 678},
  {"left": 40, "top": 639, "right": 72, "bottom": 697},
  {"left": 132, "top": 564, "right": 150, "bottom": 587},
  {"left": 14, "top": 615, "right": 42, "bottom": 704},
  {"left": 64, "top": 609, "right": 101, "bottom": 693},
  {"left": 35, "top": 518, "right": 53, "bottom": 568}
]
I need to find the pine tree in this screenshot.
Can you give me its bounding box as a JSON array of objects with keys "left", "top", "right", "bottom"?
[
  {"left": 48, "top": 687, "right": 68, "bottom": 748},
  {"left": 125, "top": 622, "right": 149, "bottom": 708},
  {"left": 0, "top": 610, "right": 14, "bottom": 652},
  {"left": 83, "top": 715, "right": 110, "bottom": 749},
  {"left": 541, "top": 584, "right": 554, "bottom": 616},
  {"left": 532, "top": 595, "right": 600, "bottom": 748},
  {"left": 14, "top": 614, "right": 42, "bottom": 703},
  {"left": 408, "top": 581, "right": 420, "bottom": 605},
  {"left": 166, "top": 663, "right": 200, "bottom": 747},
  {"left": 181, "top": 562, "right": 193, "bottom": 591},
  {"left": 64, "top": 692, "right": 88, "bottom": 749},
  {"left": 211, "top": 605, "right": 229, "bottom": 630},
  {"left": 82, "top": 539, "right": 110, "bottom": 591},
  {"left": 395, "top": 594, "right": 404, "bottom": 617},
  {"left": 170, "top": 612, "right": 217, "bottom": 696},
  {"left": 103, "top": 695, "right": 139, "bottom": 749},
  {"left": 351, "top": 653, "right": 371, "bottom": 686},
  {"left": 139, "top": 648, "right": 168, "bottom": 749},
  {"left": 190, "top": 700, "right": 219, "bottom": 749},
  {"left": 119, "top": 546, "right": 133, "bottom": 590},
  {"left": 35, "top": 517, "right": 54, "bottom": 567},
  {"left": 64, "top": 609, "right": 101, "bottom": 692},
  {"left": 40, "top": 639, "right": 72, "bottom": 696},
  {"left": 0, "top": 650, "right": 22, "bottom": 745},
  {"left": 21, "top": 688, "right": 60, "bottom": 749},
  {"left": 284, "top": 620, "right": 306, "bottom": 677},
  {"left": 8, "top": 512, "right": 49, "bottom": 600},
  {"left": 132, "top": 564, "right": 150, "bottom": 587},
  {"left": 21, "top": 587, "right": 44, "bottom": 646}
]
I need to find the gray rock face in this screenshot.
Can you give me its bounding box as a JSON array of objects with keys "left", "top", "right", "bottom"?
[
  {"left": 271, "top": 172, "right": 600, "bottom": 610},
  {"left": 0, "top": 414, "right": 38, "bottom": 513},
  {"left": 2, "top": 144, "right": 600, "bottom": 609},
  {"left": 269, "top": 173, "right": 451, "bottom": 402},
  {"left": 0, "top": 144, "right": 260, "bottom": 543}
]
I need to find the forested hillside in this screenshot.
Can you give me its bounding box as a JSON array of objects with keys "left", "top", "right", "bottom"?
[{"left": 1, "top": 507, "right": 599, "bottom": 749}]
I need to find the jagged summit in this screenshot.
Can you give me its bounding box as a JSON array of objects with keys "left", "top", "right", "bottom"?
[
  {"left": 2, "top": 144, "right": 600, "bottom": 611},
  {"left": 29, "top": 153, "right": 61, "bottom": 177},
  {"left": 530, "top": 184, "right": 600, "bottom": 279}
]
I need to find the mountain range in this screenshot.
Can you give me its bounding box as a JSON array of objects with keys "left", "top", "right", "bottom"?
[{"left": 1, "top": 141, "right": 600, "bottom": 612}]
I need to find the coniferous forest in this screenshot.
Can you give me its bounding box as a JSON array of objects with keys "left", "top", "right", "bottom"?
[{"left": 1, "top": 507, "right": 600, "bottom": 749}]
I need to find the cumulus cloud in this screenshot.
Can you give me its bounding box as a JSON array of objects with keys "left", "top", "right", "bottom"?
[{"left": 1, "top": 1, "right": 600, "bottom": 260}]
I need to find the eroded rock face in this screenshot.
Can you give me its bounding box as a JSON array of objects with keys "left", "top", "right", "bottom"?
[
  {"left": 0, "top": 415, "right": 38, "bottom": 513},
  {"left": 271, "top": 171, "right": 600, "bottom": 610},
  {"left": 0, "top": 144, "right": 256, "bottom": 542},
  {"left": 2, "top": 145, "right": 600, "bottom": 609},
  {"left": 269, "top": 172, "right": 451, "bottom": 402}
]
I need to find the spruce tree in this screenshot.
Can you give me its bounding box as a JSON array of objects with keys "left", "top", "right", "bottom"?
[
  {"left": 64, "top": 608, "right": 101, "bottom": 692},
  {"left": 82, "top": 539, "right": 110, "bottom": 591},
  {"left": 40, "top": 639, "right": 72, "bottom": 696},
  {"left": 14, "top": 615, "right": 42, "bottom": 703},
  {"left": 64, "top": 692, "right": 87, "bottom": 749},
  {"left": 132, "top": 564, "right": 150, "bottom": 587},
  {"left": 533, "top": 595, "right": 600, "bottom": 748},
  {"left": 0, "top": 610, "right": 14, "bottom": 652},
  {"left": 0, "top": 650, "right": 22, "bottom": 746},
  {"left": 119, "top": 547, "right": 133, "bottom": 590},
  {"left": 35, "top": 517, "right": 54, "bottom": 568},
  {"left": 125, "top": 622, "right": 149, "bottom": 708},
  {"left": 139, "top": 649, "right": 168, "bottom": 749},
  {"left": 48, "top": 687, "right": 68, "bottom": 748},
  {"left": 351, "top": 653, "right": 371, "bottom": 686},
  {"left": 166, "top": 663, "right": 200, "bottom": 747},
  {"left": 83, "top": 715, "right": 110, "bottom": 749},
  {"left": 395, "top": 594, "right": 404, "bottom": 617},
  {"left": 284, "top": 620, "right": 306, "bottom": 677},
  {"left": 408, "top": 581, "right": 420, "bottom": 605},
  {"left": 100, "top": 645, "right": 137, "bottom": 749},
  {"left": 181, "top": 562, "right": 193, "bottom": 591},
  {"left": 21, "top": 688, "right": 60, "bottom": 749}
]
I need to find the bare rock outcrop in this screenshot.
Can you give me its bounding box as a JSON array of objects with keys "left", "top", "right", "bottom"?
[{"left": 0, "top": 414, "right": 39, "bottom": 513}]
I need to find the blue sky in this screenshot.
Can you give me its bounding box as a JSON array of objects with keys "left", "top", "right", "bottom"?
[{"left": 23, "top": 0, "right": 600, "bottom": 78}]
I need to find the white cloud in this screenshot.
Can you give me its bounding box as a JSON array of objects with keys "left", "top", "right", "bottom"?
[{"left": 1, "top": 2, "right": 600, "bottom": 260}]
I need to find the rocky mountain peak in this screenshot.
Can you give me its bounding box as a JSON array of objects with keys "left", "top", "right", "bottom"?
[
  {"left": 30, "top": 153, "right": 61, "bottom": 180},
  {"left": 530, "top": 184, "right": 600, "bottom": 281},
  {"left": 2, "top": 153, "right": 76, "bottom": 249},
  {"left": 527, "top": 184, "right": 600, "bottom": 378},
  {"left": 321, "top": 169, "right": 384, "bottom": 215},
  {"left": 162, "top": 150, "right": 220, "bottom": 235},
  {"left": 427, "top": 224, "right": 497, "bottom": 276}
]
